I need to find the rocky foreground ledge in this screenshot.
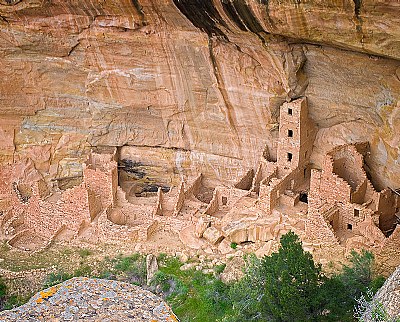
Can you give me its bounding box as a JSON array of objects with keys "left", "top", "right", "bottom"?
[{"left": 0, "top": 277, "right": 178, "bottom": 321}]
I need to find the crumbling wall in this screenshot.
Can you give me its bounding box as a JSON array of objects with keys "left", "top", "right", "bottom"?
[
  {"left": 306, "top": 204, "right": 341, "bottom": 245},
  {"left": 234, "top": 169, "right": 254, "bottom": 191},
  {"left": 204, "top": 189, "right": 219, "bottom": 216},
  {"left": 184, "top": 174, "right": 202, "bottom": 198},
  {"left": 351, "top": 179, "right": 367, "bottom": 204},
  {"left": 153, "top": 187, "right": 163, "bottom": 216},
  {"left": 173, "top": 182, "right": 185, "bottom": 216},
  {"left": 84, "top": 164, "right": 117, "bottom": 211},
  {"left": 215, "top": 186, "right": 249, "bottom": 209},
  {"left": 251, "top": 162, "right": 277, "bottom": 194},
  {"left": 376, "top": 227, "right": 400, "bottom": 275},
  {"left": 98, "top": 210, "right": 138, "bottom": 242},
  {"left": 87, "top": 189, "right": 102, "bottom": 220},
  {"left": 310, "top": 159, "right": 352, "bottom": 208},
  {"left": 23, "top": 183, "right": 91, "bottom": 238},
  {"left": 329, "top": 145, "right": 366, "bottom": 191}
]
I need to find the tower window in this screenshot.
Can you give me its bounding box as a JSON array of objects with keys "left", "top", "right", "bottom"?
[
  {"left": 288, "top": 108, "right": 293, "bottom": 115},
  {"left": 347, "top": 223, "right": 353, "bottom": 230},
  {"left": 222, "top": 196, "right": 228, "bottom": 206},
  {"left": 287, "top": 153, "right": 293, "bottom": 162},
  {"left": 288, "top": 129, "right": 293, "bottom": 137},
  {"left": 354, "top": 209, "right": 360, "bottom": 217}
]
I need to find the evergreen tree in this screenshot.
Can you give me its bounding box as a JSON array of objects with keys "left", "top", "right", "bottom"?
[{"left": 261, "top": 231, "right": 323, "bottom": 321}]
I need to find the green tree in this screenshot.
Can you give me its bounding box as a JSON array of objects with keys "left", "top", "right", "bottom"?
[
  {"left": 340, "top": 250, "right": 384, "bottom": 298},
  {"left": 261, "top": 231, "right": 323, "bottom": 321},
  {"left": 228, "top": 254, "right": 264, "bottom": 320}
]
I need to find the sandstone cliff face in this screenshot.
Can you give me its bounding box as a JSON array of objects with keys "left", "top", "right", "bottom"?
[{"left": 0, "top": 0, "right": 399, "bottom": 191}]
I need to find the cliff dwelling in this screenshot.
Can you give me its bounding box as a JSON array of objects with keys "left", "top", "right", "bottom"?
[{"left": 1, "top": 96, "right": 398, "bottom": 273}]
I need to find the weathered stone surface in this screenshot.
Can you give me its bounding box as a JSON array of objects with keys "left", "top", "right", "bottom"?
[
  {"left": 146, "top": 254, "right": 158, "bottom": 286},
  {"left": 0, "top": 0, "right": 399, "bottom": 190},
  {"left": 220, "top": 256, "right": 245, "bottom": 284},
  {"left": 363, "top": 265, "right": 400, "bottom": 321},
  {"left": 0, "top": 0, "right": 400, "bottom": 280},
  {"left": 203, "top": 226, "right": 223, "bottom": 245},
  {"left": 0, "top": 277, "right": 178, "bottom": 321}
]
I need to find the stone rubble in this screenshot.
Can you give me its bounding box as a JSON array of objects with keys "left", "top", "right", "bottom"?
[{"left": 0, "top": 277, "right": 178, "bottom": 322}]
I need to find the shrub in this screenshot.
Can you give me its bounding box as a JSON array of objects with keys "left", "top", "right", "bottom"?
[
  {"left": 44, "top": 270, "right": 72, "bottom": 288},
  {"left": 78, "top": 248, "right": 92, "bottom": 258},
  {"left": 113, "top": 254, "right": 146, "bottom": 285},
  {"left": 73, "top": 264, "right": 92, "bottom": 277}
]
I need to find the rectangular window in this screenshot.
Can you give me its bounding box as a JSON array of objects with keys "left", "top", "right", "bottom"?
[
  {"left": 288, "top": 129, "right": 293, "bottom": 137},
  {"left": 347, "top": 223, "right": 353, "bottom": 230},
  {"left": 354, "top": 209, "right": 360, "bottom": 217},
  {"left": 222, "top": 196, "right": 228, "bottom": 206},
  {"left": 287, "top": 153, "right": 293, "bottom": 162},
  {"left": 288, "top": 108, "right": 293, "bottom": 115}
]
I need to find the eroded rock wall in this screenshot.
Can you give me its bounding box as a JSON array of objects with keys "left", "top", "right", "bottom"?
[{"left": 0, "top": 0, "right": 399, "bottom": 191}]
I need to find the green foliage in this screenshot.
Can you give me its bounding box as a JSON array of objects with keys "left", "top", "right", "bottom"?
[
  {"left": 227, "top": 254, "right": 264, "bottom": 321},
  {"left": 0, "top": 278, "right": 6, "bottom": 298},
  {"left": 2, "top": 294, "right": 31, "bottom": 310},
  {"left": 230, "top": 242, "right": 238, "bottom": 249},
  {"left": 44, "top": 270, "right": 73, "bottom": 288},
  {"left": 78, "top": 248, "right": 92, "bottom": 258},
  {"left": 214, "top": 263, "right": 226, "bottom": 274},
  {"left": 154, "top": 255, "right": 232, "bottom": 322},
  {"left": 341, "top": 250, "right": 375, "bottom": 296},
  {"left": 113, "top": 253, "right": 146, "bottom": 285},
  {"left": 261, "top": 232, "right": 324, "bottom": 321},
  {"left": 226, "top": 232, "right": 385, "bottom": 322},
  {"left": 73, "top": 264, "right": 92, "bottom": 277}
]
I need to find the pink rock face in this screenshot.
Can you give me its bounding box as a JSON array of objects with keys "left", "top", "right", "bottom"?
[{"left": 0, "top": 1, "right": 398, "bottom": 190}]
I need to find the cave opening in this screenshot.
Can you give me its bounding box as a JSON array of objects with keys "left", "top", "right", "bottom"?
[
  {"left": 299, "top": 192, "right": 308, "bottom": 204},
  {"left": 117, "top": 146, "right": 170, "bottom": 199}
]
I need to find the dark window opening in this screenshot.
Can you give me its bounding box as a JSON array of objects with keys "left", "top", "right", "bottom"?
[
  {"left": 347, "top": 223, "right": 353, "bottom": 230},
  {"left": 287, "top": 153, "right": 293, "bottom": 162},
  {"left": 288, "top": 129, "right": 293, "bottom": 137},
  {"left": 222, "top": 196, "right": 228, "bottom": 206},
  {"left": 304, "top": 151, "right": 307, "bottom": 158},
  {"left": 304, "top": 168, "right": 307, "bottom": 178},
  {"left": 288, "top": 108, "right": 293, "bottom": 115},
  {"left": 354, "top": 209, "right": 360, "bottom": 217},
  {"left": 299, "top": 192, "right": 308, "bottom": 204},
  {"left": 330, "top": 220, "right": 334, "bottom": 227}
]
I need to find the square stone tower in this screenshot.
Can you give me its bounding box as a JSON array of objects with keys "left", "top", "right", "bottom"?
[{"left": 277, "top": 97, "right": 315, "bottom": 171}]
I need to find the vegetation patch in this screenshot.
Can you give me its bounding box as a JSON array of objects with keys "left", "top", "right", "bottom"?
[{"left": 0, "top": 233, "right": 391, "bottom": 321}]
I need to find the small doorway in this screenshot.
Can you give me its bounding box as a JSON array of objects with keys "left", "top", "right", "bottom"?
[{"left": 299, "top": 192, "right": 308, "bottom": 204}]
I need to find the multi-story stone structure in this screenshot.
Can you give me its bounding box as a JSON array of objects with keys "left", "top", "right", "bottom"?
[{"left": 0, "top": 97, "right": 399, "bottom": 274}]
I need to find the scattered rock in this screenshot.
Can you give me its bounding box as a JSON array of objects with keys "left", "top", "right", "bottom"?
[
  {"left": 218, "top": 239, "right": 233, "bottom": 255},
  {"left": 221, "top": 257, "right": 245, "bottom": 283},
  {"left": 255, "top": 240, "right": 274, "bottom": 258},
  {"left": 203, "top": 227, "right": 223, "bottom": 245},
  {"left": 146, "top": 254, "right": 158, "bottom": 285},
  {"left": 195, "top": 216, "right": 211, "bottom": 238},
  {"left": 0, "top": 277, "right": 178, "bottom": 321},
  {"left": 363, "top": 265, "right": 400, "bottom": 321}
]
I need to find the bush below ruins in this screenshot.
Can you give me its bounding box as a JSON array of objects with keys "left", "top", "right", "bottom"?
[{"left": 0, "top": 232, "right": 389, "bottom": 321}]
